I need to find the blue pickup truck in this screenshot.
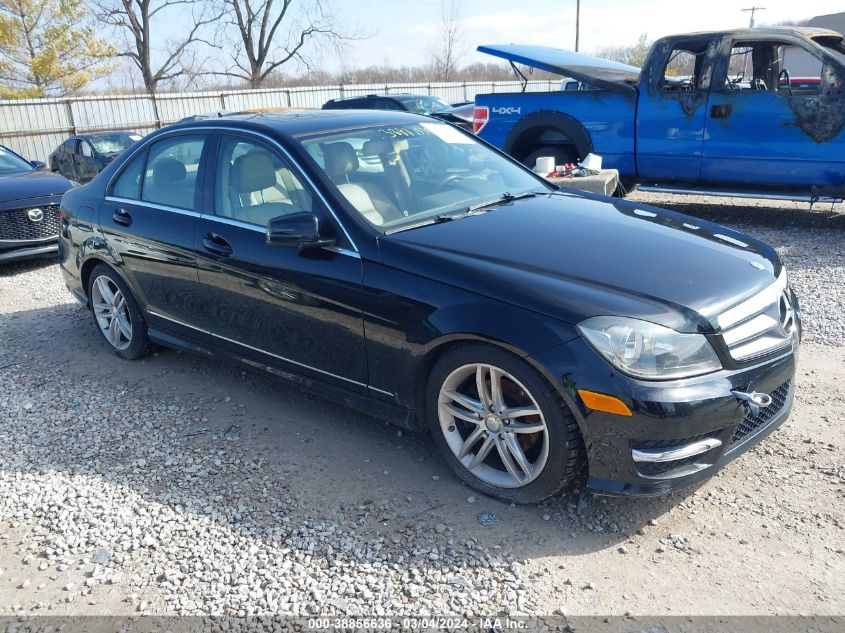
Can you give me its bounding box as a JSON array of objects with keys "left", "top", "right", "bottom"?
[{"left": 474, "top": 27, "right": 845, "bottom": 201}]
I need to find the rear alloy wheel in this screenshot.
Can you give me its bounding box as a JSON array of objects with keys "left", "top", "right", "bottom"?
[
  {"left": 428, "top": 345, "right": 582, "bottom": 503},
  {"left": 88, "top": 265, "right": 151, "bottom": 360}
]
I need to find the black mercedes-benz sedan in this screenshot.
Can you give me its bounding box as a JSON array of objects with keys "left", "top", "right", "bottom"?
[
  {"left": 57, "top": 111, "right": 800, "bottom": 502},
  {"left": 0, "top": 144, "right": 76, "bottom": 264}
]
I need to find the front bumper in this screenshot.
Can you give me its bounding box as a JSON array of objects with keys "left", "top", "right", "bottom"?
[
  {"left": 0, "top": 240, "right": 58, "bottom": 263},
  {"left": 532, "top": 336, "right": 798, "bottom": 497}
]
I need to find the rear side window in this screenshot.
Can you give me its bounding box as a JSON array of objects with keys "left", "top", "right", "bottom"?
[
  {"left": 112, "top": 152, "right": 146, "bottom": 199},
  {"left": 141, "top": 135, "right": 206, "bottom": 210}
]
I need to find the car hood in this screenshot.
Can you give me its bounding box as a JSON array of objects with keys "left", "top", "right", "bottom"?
[
  {"left": 0, "top": 169, "right": 73, "bottom": 206},
  {"left": 379, "top": 192, "right": 781, "bottom": 333},
  {"left": 477, "top": 44, "right": 640, "bottom": 95}
]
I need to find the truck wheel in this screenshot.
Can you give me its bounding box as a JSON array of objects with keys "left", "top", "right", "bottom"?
[{"left": 521, "top": 146, "right": 578, "bottom": 170}]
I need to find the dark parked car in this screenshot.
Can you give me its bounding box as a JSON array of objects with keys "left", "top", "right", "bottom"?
[
  {"left": 0, "top": 144, "right": 75, "bottom": 263},
  {"left": 58, "top": 111, "right": 800, "bottom": 502},
  {"left": 322, "top": 93, "right": 472, "bottom": 130},
  {"left": 50, "top": 131, "right": 143, "bottom": 183}
]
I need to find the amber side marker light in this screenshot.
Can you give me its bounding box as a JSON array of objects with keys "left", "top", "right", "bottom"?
[{"left": 578, "top": 389, "right": 633, "bottom": 416}]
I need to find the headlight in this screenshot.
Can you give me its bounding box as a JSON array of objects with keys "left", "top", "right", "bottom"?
[{"left": 577, "top": 316, "right": 721, "bottom": 379}]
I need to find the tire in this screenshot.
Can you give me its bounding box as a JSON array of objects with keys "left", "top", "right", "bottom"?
[
  {"left": 426, "top": 344, "right": 583, "bottom": 504},
  {"left": 87, "top": 264, "right": 151, "bottom": 360},
  {"left": 521, "top": 145, "right": 579, "bottom": 171}
]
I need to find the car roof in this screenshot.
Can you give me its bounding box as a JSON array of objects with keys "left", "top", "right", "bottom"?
[
  {"left": 658, "top": 26, "right": 843, "bottom": 41},
  {"left": 163, "top": 109, "right": 433, "bottom": 138},
  {"left": 328, "top": 93, "right": 431, "bottom": 103}
]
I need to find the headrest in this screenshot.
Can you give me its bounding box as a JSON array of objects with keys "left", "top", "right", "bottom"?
[
  {"left": 232, "top": 151, "right": 276, "bottom": 193},
  {"left": 152, "top": 158, "right": 186, "bottom": 185},
  {"left": 361, "top": 139, "right": 409, "bottom": 155},
  {"left": 323, "top": 142, "right": 359, "bottom": 179}
]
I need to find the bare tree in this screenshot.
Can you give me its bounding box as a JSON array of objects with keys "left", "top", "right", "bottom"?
[
  {"left": 218, "top": 0, "right": 359, "bottom": 88},
  {"left": 94, "top": 0, "right": 222, "bottom": 94},
  {"left": 431, "top": 0, "right": 466, "bottom": 81}
]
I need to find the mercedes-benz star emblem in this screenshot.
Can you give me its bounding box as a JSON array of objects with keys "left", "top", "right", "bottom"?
[{"left": 27, "top": 208, "right": 44, "bottom": 222}]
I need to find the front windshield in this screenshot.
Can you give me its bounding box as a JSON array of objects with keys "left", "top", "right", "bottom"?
[
  {"left": 89, "top": 133, "right": 141, "bottom": 155},
  {"left": 300, "top": 121, "right": 549, "bottom": 231},
  {"left": 0, "top": 146, "right": 35, "bottom": 175},
  {"left": 396, "top": 96, "right": 452, "bottom": 114}
]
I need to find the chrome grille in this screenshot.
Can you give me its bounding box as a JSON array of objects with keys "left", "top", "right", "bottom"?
[
  {"left": 0, "top": 204, "right": 60, "bottom": 242},
  {"left": 718, "top": 270, "right": 796, "bottom": 362},
  {"left": 731, "top": 379, "right": 791, "bottom": 445}
]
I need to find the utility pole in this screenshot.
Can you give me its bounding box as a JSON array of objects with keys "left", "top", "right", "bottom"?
[
  {"left": 575, "top": 0, "right": 580, "bottom": 52},
  {"left": 742, "top": 6, "right": 766, "bottom": 28}
]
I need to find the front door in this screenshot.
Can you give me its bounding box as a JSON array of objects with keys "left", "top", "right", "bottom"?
[
  {"left": 192, "top": 133, "right": 368, "bottom": 390},
  {"left": 99, "top": 132, "right": 210, "bottom": 331},
  {"left": 701, "top": 36, "right": 845, "bottom": 189},
  {"left": 635, "top": 36, "right": 720, "bottom": 182}
]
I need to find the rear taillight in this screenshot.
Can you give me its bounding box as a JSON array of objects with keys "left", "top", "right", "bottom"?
[{"left": 472, "top": 106, "right": 489, "bottom": 134}]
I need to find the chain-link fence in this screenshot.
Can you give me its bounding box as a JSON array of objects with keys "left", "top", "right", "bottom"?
[{"left": 0, "top": 80, "right": 558, "bottom": 163}]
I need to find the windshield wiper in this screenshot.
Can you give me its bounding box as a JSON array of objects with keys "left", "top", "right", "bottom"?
[
  {"left": 385, "top": 191, "right": 541, "bottom": 235},
  {"left": 463, "top": 190, "right": 539, "bottom": 213}
]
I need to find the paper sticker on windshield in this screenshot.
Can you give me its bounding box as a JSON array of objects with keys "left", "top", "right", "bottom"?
[
  {"left": 129, "top": 134, "right": 143, "bottom": 141},
  {"left": 384, "top": 125, "right": 432, "bottom": 139},
  {"left": 420, "top": 122, "right": 473, "bottom": 144}
]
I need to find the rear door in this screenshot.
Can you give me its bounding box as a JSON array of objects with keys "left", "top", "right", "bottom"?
[
  {"left": 635, "top": 36, "right": 720, "bottom": 182},
  {"left": 99, "top": 132, "right": 210, "bottom": 331},
  {"left": 191, "top": 132, "right": 368, "bottom": 389},
  {"left": 701, "top": 36, "right": 845, "bottom": 188}
]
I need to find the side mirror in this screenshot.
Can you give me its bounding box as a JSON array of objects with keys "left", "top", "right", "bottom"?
[
  {"left": 30, "top": 160, "right": 46, "bottom": 170},
  {"left": 266, "top": 212, "right": 336, "bottom": 250}
]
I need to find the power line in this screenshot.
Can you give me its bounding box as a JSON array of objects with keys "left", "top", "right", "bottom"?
[{"left": 742, "top": 6, "right": 766, "bottom": 28}]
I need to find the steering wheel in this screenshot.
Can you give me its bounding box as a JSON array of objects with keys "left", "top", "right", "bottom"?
[
  {"left": 437, "top": 174, "right": 467, "bottom": 191},
  {"left": 778, "top": 68, "right": 792, "bottom": 94},
  {"left": 727, "top": 72, "right": 744, "bottom": 89}
]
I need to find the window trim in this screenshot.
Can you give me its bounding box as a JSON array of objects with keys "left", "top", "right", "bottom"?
[{"left": 106, "top": 125, "right": 359, "bottom": 253}]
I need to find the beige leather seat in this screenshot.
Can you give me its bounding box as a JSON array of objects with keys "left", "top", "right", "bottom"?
[
  {"left": 229, "top": 151, "right": 294, "bottom": 225},
  {"left": 322, "top": 142, "right": 398, "bottom": 226}
]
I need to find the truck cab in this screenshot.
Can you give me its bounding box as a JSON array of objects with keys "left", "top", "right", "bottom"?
[{"left": 475, "top": 28, "right": 845, "bottom": 200}]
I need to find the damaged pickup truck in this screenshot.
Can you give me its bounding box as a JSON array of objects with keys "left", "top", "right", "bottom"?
[{"left": 473, "top": 28, "right": 845, "bottom": 201}]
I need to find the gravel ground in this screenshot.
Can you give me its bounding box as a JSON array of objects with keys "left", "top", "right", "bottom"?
[{"left": 0, "top": 193, "right": 843, "bottom": 618}]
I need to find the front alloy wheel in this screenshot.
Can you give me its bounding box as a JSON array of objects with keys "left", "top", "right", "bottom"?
[
  {"left": 428, "top": 345, "right": 583, "bottom": 503},
  {"left": 438, "top": 363, "right": 549, "bottom": 488}
]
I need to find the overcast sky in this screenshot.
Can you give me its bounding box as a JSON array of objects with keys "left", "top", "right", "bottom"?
[{"left": 327, "top": 0, "right": 840, "bottom": 70}]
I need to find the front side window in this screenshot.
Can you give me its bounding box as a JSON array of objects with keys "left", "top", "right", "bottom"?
[
  {"left": 300, "top": 121, "right": 549, "bottom": 231},
  {"left": 80, "top": 141, "right": 93, "bottom": 158},
  {"left": 215, "top": 136, "right": 313, "bottom": 227},
  {"left": 723, "top": 41, "right": 822, "bottom": 94},
  {"left": 141, "top": 135, "right": 206, "bottom": 210}
]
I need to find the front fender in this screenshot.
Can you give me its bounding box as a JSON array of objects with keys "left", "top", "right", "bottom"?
[{"left": 362, "top": 262, "right": 579, "bottom": 414}]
